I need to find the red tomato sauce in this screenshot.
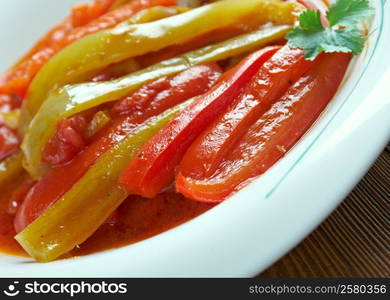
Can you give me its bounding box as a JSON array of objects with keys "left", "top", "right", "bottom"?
[
  {"left": 0, "top": 177, "right": 27, "bottom": 256},
  {"left": 0, "top": 191, "right": 214, "bottom": 258}
]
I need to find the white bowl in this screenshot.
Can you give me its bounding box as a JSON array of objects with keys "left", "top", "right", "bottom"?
[{"left": 0, "top": 0, "right": 389, "bottom": 277}]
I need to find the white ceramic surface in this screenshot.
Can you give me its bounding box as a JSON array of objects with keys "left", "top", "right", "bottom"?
[{"left": 0, "top": 0, "right": 389, "bottom": 277}]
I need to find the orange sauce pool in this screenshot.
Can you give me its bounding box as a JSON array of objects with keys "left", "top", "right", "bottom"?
[
  {"left": 0, "top": 186, "right": 214, "bottom": 259},
  {"left": 0, "top": 175, "right": 27, "bottom": 256}
]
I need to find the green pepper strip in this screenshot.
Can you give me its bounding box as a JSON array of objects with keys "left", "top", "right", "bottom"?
[
  {"left": 22, "top": 25, "right": 291, "bottom": 178},
  {"left": 15, "top": 100, "right": 191, "bottom": 262},
  {"left": 20, "top": 0, "right": 301, "bottom": 131},
  {"left": 19, "top": 5, "right": 182, "bottom": 131}
]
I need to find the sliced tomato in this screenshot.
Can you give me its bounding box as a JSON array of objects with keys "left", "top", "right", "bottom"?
[
  {"left": 42, "top": 115, "right": 90, "bottom": 166},
  {"left": 42, "top": 107, "right": 101, "bottom": 166}
]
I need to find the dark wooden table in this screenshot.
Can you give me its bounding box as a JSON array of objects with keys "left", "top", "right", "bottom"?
[{"left": 259, "top": 145, "right": 390, "bottom": 278}]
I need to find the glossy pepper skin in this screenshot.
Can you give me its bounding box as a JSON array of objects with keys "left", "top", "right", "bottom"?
[
  {"left": 111, "top": 64, "right": 222, "bottom": 116},
  {"left": 71, "top": 0, "right": 118, "bottom": 27},
  {"left": 20, "top": 5, "right": 182, "bottom": 178},
  {"left": 21, "top": 25, "right": 290, "bottom": 178},
  {"left": 172, "top": 45, "right": 316, "bottom": 184},
  {"left": 14, "top": 63, "right": 221, "bottom": 233},
  {"left": 19, "top": 0, "right": 301, "bottom": 132},
  {"left": 118, "top": 46, "right": 281, "bottom": 198},
  {"left": 15, "top": 101, "right": 192, "bottom": 262},
  {"left": 5, "top": 19, "right": 73, "bottom": 73},
  {"left": 0, "top": 0, "right": 174, "bottom": 99},
  {"left": 176, "top": 53, "right": 351, "bottom": 202},
  {"left": 10, "top": 0, "right": 122, "bottom": 72}
]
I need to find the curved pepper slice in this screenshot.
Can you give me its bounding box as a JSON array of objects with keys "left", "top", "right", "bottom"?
[
  {"left": 111, "top": 63, "right": 222, "bottom": 116},
  {"left": 176, "top": 53, "right": 351, "bottom": 202},
  {"left": 0, "top": 0, "right": 175, "bottom": 99},
  {"left": 118, "top": 46, "right": 281, "bottom": 198},
  {"left": 11, "top": 0, "right": 126, "bottom": 71},
  {"left": 15, "top": 64, "right": 221, "bottom": 232},
  {"left": 22, "top": 25, "right": 291, "bottom": 178},
  {"left": 41, "top": 64, "right": 220, "bottom": 167},
  {"left": 7, "top": 18, "right": 73, "bottom": 72},
  {"left": 15, "top": 100, "right": 191, "bottom": 262},
  {"left": 7, "top": 177, "right": 36, "bottom": 215},
  {"left": 173, "top": 45, "right": 316, "bottom": 182},
  {"left": 20, "top": 0, "right": 302, "bottom": 130},
  {"left": 71, "top": 0, "right": 118, "bottom": 27}
]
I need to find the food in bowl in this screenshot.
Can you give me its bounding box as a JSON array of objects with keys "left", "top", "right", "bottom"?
[{"left": 0, "top": 0, "right": 373, "bottom": 262}]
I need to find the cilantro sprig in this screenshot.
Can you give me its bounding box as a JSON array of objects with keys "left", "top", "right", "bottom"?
[{"left": 286, "top": 0, "right": 374, "bottom": 60}]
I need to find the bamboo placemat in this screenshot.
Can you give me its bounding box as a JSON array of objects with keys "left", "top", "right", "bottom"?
[{"left": 260, "top": 145, "right": 390, "bottom": 278}]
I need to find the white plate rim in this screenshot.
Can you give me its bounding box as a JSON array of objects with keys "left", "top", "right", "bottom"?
[{"left": 0, "top": 0, "right": 389, "bottom": 277}]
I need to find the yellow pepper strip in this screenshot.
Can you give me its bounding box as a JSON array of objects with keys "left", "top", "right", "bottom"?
[
  {"left": 22, "top": 25, "right": 291, "bottom": 178},
  {"left": 0, "top": 109, "right": 21, "bottom": 130},
  {"left": 85, "top": 7, "right": 192, "bottom": 79},
  {"left": 18, "top": 5, "right": 181, "bottom": 132},
  {"left": 20, "top": 0, "right": 302, "bottom": 131},
  {"left": 101, "top": 57, "right": 141, "bottom": 78},
  {"left": 0, "top": 152, "right": 25, "bottom": 190},
  {"left": 15, "top": 100, "right": 191, "bottom": 262},
  {"left": 85, "top": 110, "right": 112, "bottom": 139}
]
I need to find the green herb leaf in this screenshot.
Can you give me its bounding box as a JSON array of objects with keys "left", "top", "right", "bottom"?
[
  {"left": 286, "top": 0, "right": 374, "bottom": 60},
  {"left": 299, "top": 9, "right": 324, "bottom": 31},
  {"left": 327, "top": 0, "right": 374, "bottom": 27}
]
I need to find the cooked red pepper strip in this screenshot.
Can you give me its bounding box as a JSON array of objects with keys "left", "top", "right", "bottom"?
[
  {"left": 112, "top": 64, "right": 222, "bottom": 116},
  {"left": 15, "top": 101, "right": 190, "bottom": 262},
  {"left": 176, "top": 52, "right": 351, "bottom": 202},
  {"left": 14, "top": 63, "right": 221, "bottom": 232},
  {"left": 7, "top": 177, "right": 36, "bottom": 215},
  {"left": 40, "top": 63, "right": 221, "bottom": 167},
  {"left": 171, "top": 45, "right": 316, "bottom": 182},
  {"left": 118, "top": 46, "right": 281, "bottom": 198},
  {"left": 10, "top": 0, "right": 121, "bottom": 70},
  {"left": 42, "top": 114, "right": 92, "bottom": 166},
  {"left": 71, "top": 0, "right": 118, "bottom": 27},
  {"left": 7, "top": 20, "right": 73, "bottom": 72},
  {"left": 0, "top": 0, "right": 175, "bottom": 98}
]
